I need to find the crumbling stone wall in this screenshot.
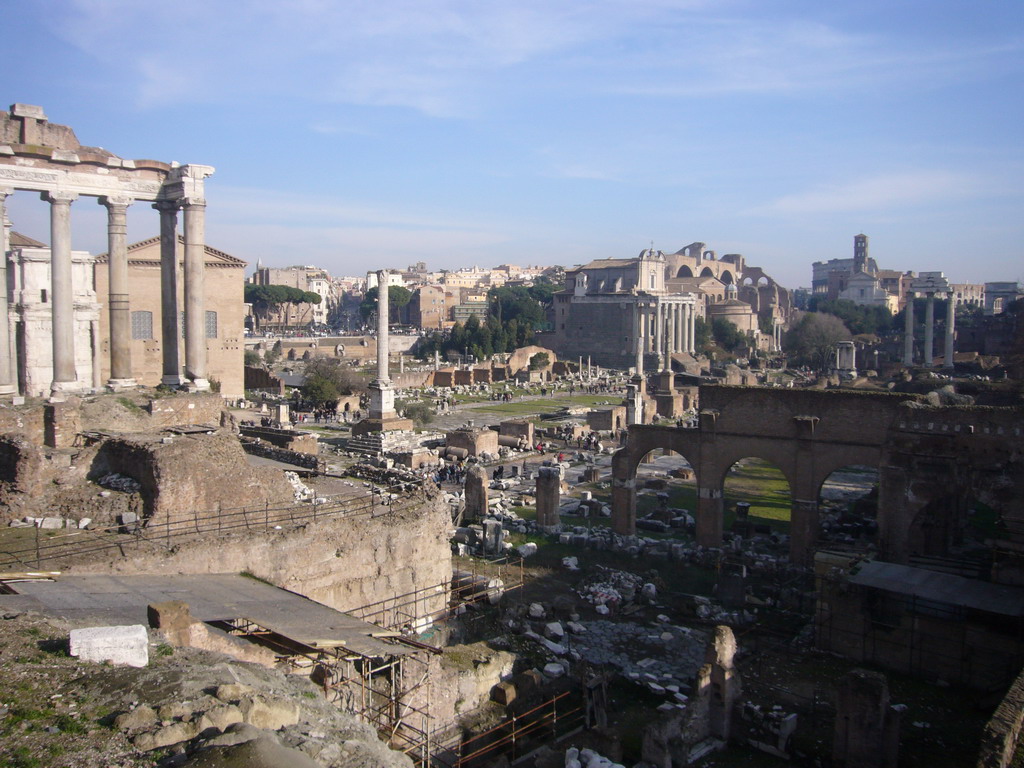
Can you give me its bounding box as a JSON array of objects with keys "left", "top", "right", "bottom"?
[
  {"left": 89, "top": 431, "right": 294, "bottom": 523},
  {"left": 446, "top": 427, "right": 499, "bottom": 457},
  {"left": 0, "top": 434, "right": 44, "bottom": 519},
  {"left": 70, "top": 490, "right": 453, "bottom": 627},
  {"left": 978, "top": 665, "right": 1024, "bottom": 768}
]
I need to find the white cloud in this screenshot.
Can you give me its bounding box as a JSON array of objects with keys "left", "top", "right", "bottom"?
[{"left": 746, "top": 170, "right": 983, "bottom": 216}]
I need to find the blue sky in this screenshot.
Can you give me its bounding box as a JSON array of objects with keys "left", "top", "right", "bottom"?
[{"left": 5, "top": 0, "right": 1022, "bottom": 288}]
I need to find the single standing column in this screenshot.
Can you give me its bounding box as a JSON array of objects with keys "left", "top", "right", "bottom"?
[
  {"left": 675, "top": 304, "right": 683, "bottom": 353},
  {"left": 944, "top": 291, "right": 955, "bottom": 369},
  {"left": 664, "top": 305, "right": 674, "bottom": 370},
  {"left": 903, "top": 293, "right": 915, "bottom": 366},
  {"left": 0, "top": 188, "right": 15, "bottom": 394},
  {"left": 155, "top": 200, "right": 183, "bottom": 386},
  {"left": 182, "top": 198, "right": 209, "bottom": 389},
  {"left": 377, "top": 271, "right": 389, "bottom": 382},
  {"left": 43, "top": 190, "right": 79, "bottom": 398},
  {"left": 633, "top": 302, "right": 643, "bottom": 375},
  {"left": 924, "top": 292, "right": 935, "bottom": 367},
  {"left": 688, "top": 305, "right": 696, "bottom": 353},
  {"left": 100, "top": 196, "right": 135, "bottom": 388}
]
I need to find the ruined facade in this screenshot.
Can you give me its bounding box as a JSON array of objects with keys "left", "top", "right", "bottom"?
[
  {"left": 1, "top": 103, "right": 216, "bottom": 398},
  {"left": 612, "top": 386, "right": 1024, "bottom": 569}
]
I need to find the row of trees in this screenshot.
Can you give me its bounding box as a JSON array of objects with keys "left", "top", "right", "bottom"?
[
  {"left": 415, "top": 280, "right": 558, "bottom": 362},
  {"left": 244, "top": 284, "right": 322, "bottom": 331}
]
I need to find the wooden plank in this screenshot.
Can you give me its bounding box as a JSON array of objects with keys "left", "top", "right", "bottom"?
[{"left": 0, "top": 572, "right": 62, "bottom": 581}]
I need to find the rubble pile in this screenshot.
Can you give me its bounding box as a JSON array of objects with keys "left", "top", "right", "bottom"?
[
  {"left": 98, "top": 473, "right": 142, "bottom": 493},
  {"left": 564, "top": 746, "right": 625, "bottom": 768}
]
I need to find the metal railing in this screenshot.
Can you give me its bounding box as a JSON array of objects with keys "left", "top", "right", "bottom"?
[{"left": 0, "top": 481, "right": 423, "bottom": 569}]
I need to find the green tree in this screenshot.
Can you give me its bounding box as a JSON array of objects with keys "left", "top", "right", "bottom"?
[
  {"left": 245, "top": 284, "right": 321, "bottom": 331},
  {"left": 810, "top": 297, "right": 893, "bottom": 336},
  {"left": 265, "top": 340, "right": 283, "bottom": 365},
  {"left": 303, "top": 357, "right": 367, "bottom": 396},
  {"left": 398, "top": 399, "right": 436, "bottom": 428},
  {"left": 360, "top": 286, "right": 413, "bottom": 323},
  {"left": 785, "top": 312, "right": 852, "bottom": 371},
  {"left": 301, "top": 375, "right": 340, "bottom": 408},
  {"left": 712, "top": 318, "right": 748, "bottom": 352},
  {"left": 529, "top": 352, "right": 550, "bottom": 370},
  {"left": 693, "top": 317, "right": 712, "bottom": 354},
  {"left": 243, "top": 349, "right": 261, "bottom": 367}
]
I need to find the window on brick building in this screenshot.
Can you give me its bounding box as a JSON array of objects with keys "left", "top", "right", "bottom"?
[{"left": 131, "top": 310, "right": 153, "bottom": 340}]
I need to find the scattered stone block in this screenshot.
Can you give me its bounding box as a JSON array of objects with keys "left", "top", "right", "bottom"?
[
  {"left": 114, "top": 705, "right": 158, "bottom": 731},
  {"left": 492, "top": 680, "right": 517, "bottom": 706},
  {"left": 69, "top": 624, "right": 149, "bottom": 667},
  {"left": 543, "top": 662, "right": 566, "bottom": 678}
]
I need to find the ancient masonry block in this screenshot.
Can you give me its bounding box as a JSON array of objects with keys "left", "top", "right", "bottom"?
[{"left": 69, "top": 624, "right": 149, "bottom": 667}]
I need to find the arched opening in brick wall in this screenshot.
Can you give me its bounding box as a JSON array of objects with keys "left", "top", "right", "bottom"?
[
  {"left": 632, "top": 448, "right": 697, "bottom": 535},
  {"left": 721, "top": 458, "right": 792, "bottom": 541},
  {"left": 817, "top": 464, "right": 879, "bottom": 551}
]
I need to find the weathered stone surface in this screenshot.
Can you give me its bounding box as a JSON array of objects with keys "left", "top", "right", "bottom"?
[
  {"left": 238, "top": 694, "right": 300, "bottom": 730},
  {"left": 464, "top": 465, "right": 488, "bottom": 521},
  {"left": 833, "top": 669, "right": 899, "bottom": 768},
  {"left": 147, "top": 600, "right": 193, "bottom": 644},
  {"left": 69, "top": 624, "right": 149, "bottom": 667},
  {"left": 196, "top": 703, "right": 244, "bottom": 732},
  {"left": 492, "top": 680, "right": 517, "bottom": 706},
  {"left": 180, "top": 734, "right": 324, "bottom": 768},
  {"left": 133, "top": 720, "right": 200, "bottom": 750},
  {"left": 215, "top": 683, "right": 256, "bottom": 703},
  {"left": 114, "top": 704, "right": 158, "bottom": 731}
]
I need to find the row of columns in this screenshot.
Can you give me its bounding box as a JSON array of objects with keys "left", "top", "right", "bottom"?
[
  {"left": 902, "top": 291, "right": 955, "bottom": 369},
  {"left": 635, "top": 299, "right": 697, "bottom": 365},
  {"left": 0, "top": 188, "right": 209, "bottom": 398}
]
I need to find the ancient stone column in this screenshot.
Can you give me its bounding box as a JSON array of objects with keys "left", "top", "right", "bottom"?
[
  {"left": 832, "top": 669, "right": 900, "bottom": 768},
  {"left": 706, "top": 625, "right": 741, "bottom": 741},
  {"left": 789, "top": 499, "right": 819, "bottom": 565},
  {"left": 610, "top": 449, "right": 637, "bottom": 535},
  {"left": 464, "top": 465, "right": 488, "bottom": 522},
  {"left": 688, "top": 304, "right": 696, "bottom": 354},
  {"left": 0, "top": 188, "right": 15, "bottom": 395},
  {"left": 944, "top": 291, "right": 955, "bottom": 370},
  {"left": 675, "top": 303, "right": 683, "bottom": 353},
  {"left": 377, "top": 271, "right": 389, "bottom": 383},
  {"left": 43, "top": 190, "right": 79, "bottom": 398},
  {"left": 696, "top": 485, "right": 724, "bottom": 548},
  {"left": 182, "top": 198, "right": 209, "bottom": 390},
  {"left": 536, "top": 466, "right": 561, "bottom": 530},
  {"left": 633, "top": 301, "right": 644, "bottom": 376},
  {"left": 155, "top": 200, "right": 183, "bottom": 387},
  {"left": 100, "top": 196, "right": 135, "bottom": 389},
  {"left": 923, "top": 292, "right": 935, "bottom": 367},
  {"left": 903, "top": 293, "right": 914, "bottom": 366}
]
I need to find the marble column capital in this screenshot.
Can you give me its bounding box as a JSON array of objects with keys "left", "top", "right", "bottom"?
[
  {"left": 0, "top": 186, "right": 13, "bottom": 200},
  {"left": 99, "top": 195, "right": 134, "bottom": 210},
  {"left": 152, "top": 199, "right": 181, "bottom": 213},
  {"left": 42, "top": 189, "right": 78, "bottom": 205},
  {"left": 180, "top": 196, "right": 207, "bottom": 209}
]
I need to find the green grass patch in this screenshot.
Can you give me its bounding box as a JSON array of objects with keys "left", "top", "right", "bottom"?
[{"left": 723, "top": 458, "right": 792, "bottom": 532}]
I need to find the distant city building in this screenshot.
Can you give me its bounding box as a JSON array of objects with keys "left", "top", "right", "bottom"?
[
  {"left": 251, "top": 265, "right": 335, "bottom": 326},
  {"left": 544, "top": 244, "right": 788, "bottom": 367},
  {"left": 985, "top": 282, "right": 1023, "bottom": 315}
]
